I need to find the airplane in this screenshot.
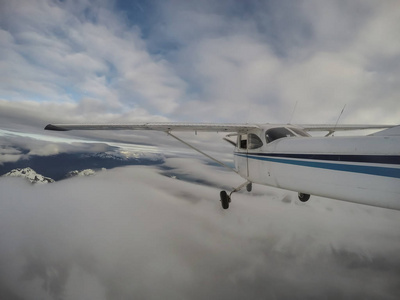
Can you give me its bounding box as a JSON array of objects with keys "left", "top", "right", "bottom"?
[{"left": 45, "top": 122, "right": 400, "bottom": 211}]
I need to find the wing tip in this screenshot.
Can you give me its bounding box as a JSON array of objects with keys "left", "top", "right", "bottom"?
[{"left": 44, "top": 124, "right": 69, "bottom": 131}]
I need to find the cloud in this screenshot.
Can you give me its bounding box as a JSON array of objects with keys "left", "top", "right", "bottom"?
[
  {"left": 0, "top": 0, "right": 186, "bottom": 117},
  {"left": 0, "top": 158, "right": 399, "bottom": 299},
  {"left": 0, "top": 99, "right": 168, "bottom": 134},
  {"left": 0, "top": 130, "right": 110, "bottom": 155},
  {"left": 156, "top": 0, "right": 400, "bottom": 124},
  {"left": 0, "top": 152, "right": 24, "bottom": 164},
  {"left": 1, "top": 0, "right": 399, "bottom": 128}
]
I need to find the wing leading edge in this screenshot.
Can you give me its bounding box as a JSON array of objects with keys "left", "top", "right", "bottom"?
[
  {"left": 44, "top": 123, "right": 260, "bottom": 133},
  {"left": 45, "top": 123, "right": 395, "bottom": 133}
]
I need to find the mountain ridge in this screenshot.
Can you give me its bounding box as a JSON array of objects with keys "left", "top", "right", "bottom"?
[{"left": 2, "top": 167, "right": 55, "bottom": 184}]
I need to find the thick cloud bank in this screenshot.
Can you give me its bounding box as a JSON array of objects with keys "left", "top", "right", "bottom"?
[{"left": 0, "top": 158, "right": 399, "bottom": 299}]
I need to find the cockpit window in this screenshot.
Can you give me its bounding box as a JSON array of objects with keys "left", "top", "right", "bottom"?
[
  {"left": 248, "top": 133, "right": 263, "bottom": 149},
  {"left": 265, "top": 127, "right": 295, "bottom": 143},
  {"left": 289, "top": 127, "right": 310, "bottom": 137}
]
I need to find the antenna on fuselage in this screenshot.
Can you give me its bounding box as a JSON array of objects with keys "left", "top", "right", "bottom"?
[{"left": 329, "top": 104, "right": 346, "bottom": 137}]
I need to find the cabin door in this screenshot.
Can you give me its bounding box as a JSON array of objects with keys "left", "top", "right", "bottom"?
[{"left": 238, "top": 134, "right": 249, "bottom": 178}]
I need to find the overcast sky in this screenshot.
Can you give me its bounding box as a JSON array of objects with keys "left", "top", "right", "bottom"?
[
  {"left": 1, "top": 0, "right": 400, "bottom": 133},
  {"left": 1, "top": 1, "right": 400, "bottom": 299}
]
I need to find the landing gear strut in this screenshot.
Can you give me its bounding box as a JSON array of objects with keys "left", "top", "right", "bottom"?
[
  {"left": 220, "top": 181, "right": 251, "bottom": 209},
  {"left": 298, "top": 193, "right": 311, "bottom": 202}
]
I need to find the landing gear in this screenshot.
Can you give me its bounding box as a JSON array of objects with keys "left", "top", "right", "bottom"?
[
  {"left": 220, "top": 191, "right": 231, "bottom": 209},
  {"left": 246, "top": 182, "right": 252, "bottom": 192},
  {"left": 220, "top": 181, "right": 251, "bottom": 209},
  {"left": 298, "top": 193, "right": 310, "bottom": 202}
]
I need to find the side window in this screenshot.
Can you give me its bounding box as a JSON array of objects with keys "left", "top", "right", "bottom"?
[
  {"left": 265, "top": 128, "right": 295, "bottom": 143},
  {"left": 248, "top": 133, "right": 263, "bottom": 149},
  {"left": 238, "top": 134, "right": 248, "bottom": 149}
]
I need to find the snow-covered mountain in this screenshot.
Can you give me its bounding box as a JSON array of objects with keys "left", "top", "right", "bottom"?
[
  {"left": 66, "top": 169, "right": 97, "bottom": 178},
  {"left": 3, "top": 168, "right": 55, "bottom": 183},
  {"left": 2, "top": 167, "right": 99, "bottom": 183}
]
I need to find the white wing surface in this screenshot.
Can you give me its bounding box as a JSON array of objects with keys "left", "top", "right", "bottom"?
[
  {"left": 45, "top": 123, "right": 396, "bottom": 133},
  {"left": 370, "top": 125, "right": 400, "bottom": 136},
  {"left": 45, "top": 123, "right": 260, "bottom": 133},
  {"left": 300, "top": 124, "right": 396, "bottom": 132}
]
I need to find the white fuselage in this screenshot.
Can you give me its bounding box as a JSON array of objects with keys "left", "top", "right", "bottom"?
[{"left": 234, "top": 126, "right": 400, "bottom": 210}]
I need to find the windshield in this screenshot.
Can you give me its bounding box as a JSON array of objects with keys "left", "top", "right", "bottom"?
[{"left": 265, "top": 127, "right": 295, "bottom": 143}]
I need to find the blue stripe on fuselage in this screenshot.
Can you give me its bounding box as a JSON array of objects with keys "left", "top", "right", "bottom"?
[{"left": 234, "top": 153, "right": 400, "bottom": 179}]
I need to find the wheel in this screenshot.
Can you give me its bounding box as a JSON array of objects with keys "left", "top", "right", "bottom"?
[
  {"left": 298, "top": 193, "right": 310, "bottom": 202},
  {"left": 246, "top": 182, "right": 252, "bottom": 192},
  {"left": 220, "top": 191, "right": 230, "bottom": 209}
]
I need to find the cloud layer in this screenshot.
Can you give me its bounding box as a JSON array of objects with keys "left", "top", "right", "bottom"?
[{"left": 0, "top": 158, "right": 399, "bottom": 299}]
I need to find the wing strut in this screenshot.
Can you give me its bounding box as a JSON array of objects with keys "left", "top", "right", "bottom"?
[{"left": 166, "top": 132, "right": 238, "bottom": 174}]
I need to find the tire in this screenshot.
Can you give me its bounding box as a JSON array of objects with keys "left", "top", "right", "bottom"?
[
  {"left": 298, "top": 193, "right": 310, "bottom": 202},
  {"left": 246, "top": 182, "right": 252, "bottom": 192},
  {"left": 220, "top": 191, "right": 230, "bottom": 209}
]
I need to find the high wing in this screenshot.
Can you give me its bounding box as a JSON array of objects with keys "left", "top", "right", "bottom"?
[
  {"left": 45, "top": 123, "right": 395, "bottom": 133},
  {"left": 300, "top": 124, "right": 395, "bottom": 132},
  {"left": 371, "top": 125, "right": 400, "bottom": 136},
  {"left": 45, "top": 123, "right": 260, "bottom": 133}
]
